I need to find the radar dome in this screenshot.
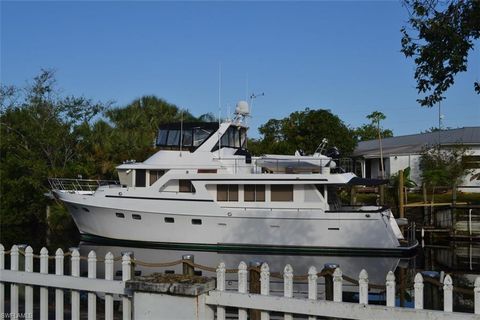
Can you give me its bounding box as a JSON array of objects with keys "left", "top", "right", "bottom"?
[{"left": 235, "top": 101, "right": 250, "bottom": 116}]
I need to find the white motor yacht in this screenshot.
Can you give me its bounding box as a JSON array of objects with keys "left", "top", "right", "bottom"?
[{"left": 50, "top": 102, "right": 417, "bottom": 255}]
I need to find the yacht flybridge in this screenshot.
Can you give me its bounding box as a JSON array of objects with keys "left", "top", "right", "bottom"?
[{"left": 50, "top": 102, "right": 417, "bottom": 255}]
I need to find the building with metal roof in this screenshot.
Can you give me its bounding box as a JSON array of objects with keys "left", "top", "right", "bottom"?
[{"left": 352, "top": 127, "right": 480, "bottom": 192}]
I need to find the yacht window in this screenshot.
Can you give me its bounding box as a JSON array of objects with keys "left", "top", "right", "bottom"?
[
  {"left": 132, "top": 214, "right": 141, "bottom": 220},
  {"left": 217, "top": 185, "right": 238, "bottom": 201},
  {"left": 244, "top": 185, "right": 266, "bottom": 202},
  {"left": 315, "top": 185, "right": 326, "bottom": 198},
  {"left": 115, "top": 212, "right": 125, "bottom": 218},
  {"left": 179, "top": 180, "right": 195, "bottom": 193},
  {"left": 182, "top": 130, "right": 193, "bottom": 146},
  {"left": 213, "top": 126, "right": 247, "bottom": 150},
  {"left": 149, "top": 170, "right": 165, "bottom": 186},
  {"left": 271, "top": 185, "right": 294, "bottom": 202},
  {"left": 167, "top": 130, "right": 180, "bottom": 146},
  {"left": 193, "top": 128, "right": 212, "bottom": 146},
  {"left": 198, "top": 169, "right": 217, "bottom": 173},
  {"left": 158, "top": 130, "right": 168, "bottom": 145},
  {"left": 192, "top": 219, "right": 202, "bottom": 225},
  {"left": 135, "top": 169, "right": 146, "bottom": 187},
  {"left": 165, "top": 217, "right": 174, "bottom": 223}
]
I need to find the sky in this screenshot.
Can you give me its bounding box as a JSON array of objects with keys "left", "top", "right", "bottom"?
[{"left": 1, "top": 1, "right": 479, "bottom": 138}]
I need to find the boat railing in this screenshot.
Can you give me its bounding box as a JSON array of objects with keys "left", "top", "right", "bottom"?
[
  {"left": 48, "top": 178, "right": 121, "bottom": 193},
  {"left": 215, "top": 157, "right": 353, "bottom": 174}
]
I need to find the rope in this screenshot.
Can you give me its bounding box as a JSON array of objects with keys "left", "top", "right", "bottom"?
[{"left": 1, "top": 248, "right": 474, "bottom": 295}]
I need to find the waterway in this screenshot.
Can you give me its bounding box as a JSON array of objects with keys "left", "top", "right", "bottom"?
[{"left": 1, "top": 224, "right": 478, "bottom": 314}]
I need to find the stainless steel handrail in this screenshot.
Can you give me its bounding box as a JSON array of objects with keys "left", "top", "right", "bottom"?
[{"left": 48, "top": 178, "right": 120, "bottom": 192}]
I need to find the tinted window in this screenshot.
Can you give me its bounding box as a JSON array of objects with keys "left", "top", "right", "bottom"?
[
  {"left": 271, "top": 185, "right": 294, "bottom": 202},
  {"left": 135, "top": 169, "right": 146, "bottom": 187},
  {"left": 167, "top": 130, "right": 180, "bottom": 146}
]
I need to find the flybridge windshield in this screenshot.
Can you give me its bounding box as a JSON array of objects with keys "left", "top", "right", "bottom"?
[
  {"left": 156, "top": 122, "right": 219, "bottom": 151},
  {"left": 212, "top": 125, "right": 247, "bottom": 150}
]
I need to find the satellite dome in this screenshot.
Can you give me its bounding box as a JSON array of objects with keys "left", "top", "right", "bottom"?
[{"left": 235, "top": 100, "right": 250, "bottom": 116}]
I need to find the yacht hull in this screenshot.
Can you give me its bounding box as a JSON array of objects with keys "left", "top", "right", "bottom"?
[{"left": 58, "top": 192, "right": 416, "bottom": 256}]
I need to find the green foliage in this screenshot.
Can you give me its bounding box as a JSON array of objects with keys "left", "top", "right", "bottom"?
[
  {"left": 354, "top": 124, "right": 393, "bottom": 141},
  {"left": 250, "top": 108, "right": 357, "bottom": 156},
  {"left": 419, "top": 144, "right": 472, "bottom": 189},
  {"left": 401, "top": 0, "right": 480, "bottom": 107},
  {"left": 0, "top": 71, "right": 189, "bottom": 225},
  {"left": 390, "top": 166, "right": 417, "bottom": 189},
  {"left": 1, "top": 69, "right": 107, "bottom": 225}
]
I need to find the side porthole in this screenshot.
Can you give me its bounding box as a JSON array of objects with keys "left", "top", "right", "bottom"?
[
  {"left": 192, "top": 219, "right": 202, "bottom": 225},
  {"left": 116, "top": 212, "right": 125, "bottom": 218},
  {"left": 165, "top": 217, "right": 174, "bottom": 223},
  {"left": 132, "top": 214, "right": 142, "bottom": 220}
]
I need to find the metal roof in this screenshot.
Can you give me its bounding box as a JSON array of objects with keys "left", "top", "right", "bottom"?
[{"left": 353, "top": 127, "right": 480, "bottom": 158}]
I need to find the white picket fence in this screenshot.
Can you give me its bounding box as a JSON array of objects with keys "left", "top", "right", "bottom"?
[
  {"left": 0, "top": 244, "right": 132, "bottom": 320},
  {"left": 1, "top": 243, "right": 480, "bottom": 320},
  {"left": 209, "top": 262, "right": 480, "bottom": 320}
]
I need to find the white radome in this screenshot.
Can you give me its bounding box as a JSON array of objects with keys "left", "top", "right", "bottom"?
[{"left": 235, "top": 100, "right": 250, "bottom": 116}]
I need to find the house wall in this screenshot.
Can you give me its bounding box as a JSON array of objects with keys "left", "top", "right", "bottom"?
[
  {"left": 460, "top": 147, "right": 480, "bottom": 193},
  {"left": 388, "top": 155, "right": 422, "bottom": 186},
  {"left": 360, "top": 146, "right": 480, "bottom": 192}
]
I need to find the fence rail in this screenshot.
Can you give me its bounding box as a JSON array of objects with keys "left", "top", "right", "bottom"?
[{"left": 1, "top": 243, "right": 480, "bottom": 320}]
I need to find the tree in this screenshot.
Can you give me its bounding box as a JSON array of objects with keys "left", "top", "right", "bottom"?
[
  {"left": 401, "top": 0, "right": 480, "bottom": 107},
  {"left": 249, "top": 108, "right": 357, "bottom": 157},
  {"left": 419, "top": 144, "right": 472, "bottom": 199},
  {"left": 354, "top": 123, "right": 393, "bottom": 142},
  {"left": 366, "top": 111, "right": 387, "bottom": 178},
  {"left": 0, "top": 69, "right": 108, "bottom": 225}
]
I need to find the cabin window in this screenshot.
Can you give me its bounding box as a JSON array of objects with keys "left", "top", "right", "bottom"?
[
  {"left": 244, "top": 185, "right": 266, "bottom": 202},
  {"left": 135, "top": 169, "right": 146, "bottom": 187},
  {"left": 198, "top": 169, "right": 217, "bottom": 173},
  {"left": 132, "top": 214, "right": 141, "bottom": 220},
  {"left": 165, "top": 217, "right": 174, "bottom": 223},
  {"left": 167, "top": 130, "right": 180, "bottom": 146},
  {"left": 315, "top": 185, "right": 326, "bottom": 198},
  {"left": 179, "top": 180, "right": 195, "bottom": 193},
  {"left": 213, "top": 126, "right": 247, "bottom": 150},
  {"left": 115, "top": 212, "right": 125, "bottom": 218},
  {"left": 217, "top": 184, "right": 238, "bottom": 201},
  {"left": 271, "top": 185, "right": 294, "bottom": 202},
  {"left": 149, "top": 170, "right": 165, "bottom": 186},
  {"left": 192, "top": 219, "right": 202, "bottom": 225}
]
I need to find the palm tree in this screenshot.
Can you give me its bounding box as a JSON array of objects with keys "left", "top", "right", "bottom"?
[{"left": 367, "top": 111, "right": 386, "bottom": 179}]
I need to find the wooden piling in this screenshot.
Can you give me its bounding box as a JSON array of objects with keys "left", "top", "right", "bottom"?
[
  {"left": 399, "top": 169, "right": 404, "bottom": 219},
  {"left": 182, "top": 254, "right": 194, "bottom": 276}
]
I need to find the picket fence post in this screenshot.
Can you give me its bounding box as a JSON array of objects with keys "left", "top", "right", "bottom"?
[
  {"left": 238, "top": 261, "right": 248, "bottom": 320},
  {"left": 105, "top": 252, "right": 114, "bottom": 320},
  {"left": 260, "top": 263, "right": 270, "bottom": 320},
  {"left": 283, "top": 264, "right": 293, "bottom": 320},
  {"left": 474, "top": 277, "right": 480, "bottom": 315},
  {"left": 333, "top": 268, "right": 343, "bottom": 302},
  {"left": 40, "top": 247, "right": 49, "bottom": 320},
  {"left": 443, "top": 274, "right": 453, "bottom": 312},
  {"left": 0, "top": 244, "right": 4, "bottom": 316},
  {"left": 216, "top": 262, "right": 226, "bottom": 320},
  {"left": 122, "top": 252, "right": 132, "bottom": 320},
  {"left": 414, "top": 273, "right": 424, "bottom": 309},
  {"left": 308, "top": 266, "right": 318, "bottom": 320},
  {"left": 55, "top": 248, "right": 64, "bottom": 320},
  {"left": 88, "top": 250, "right": 97, "bottom": 320},
  {"left": 10, "top": 245, "right": 19, "bottom": 317},
  {"left": 25, "top": 246, "right": 34, "bottom": 317},
  {"left": 358, "top": 269, "right": 368, "bottom": 305},
  {"left": 386, "top": 271, "right": 396, "bottom": 307}
]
